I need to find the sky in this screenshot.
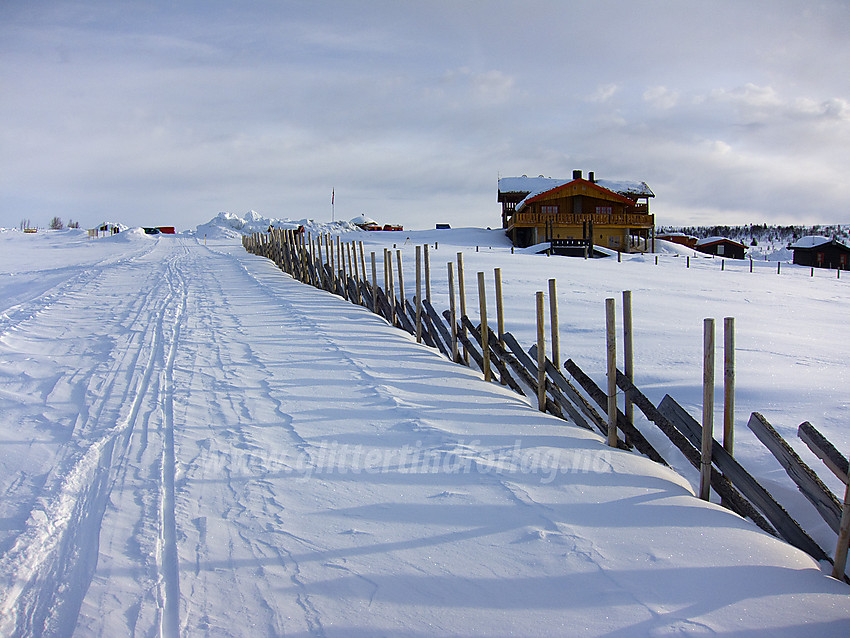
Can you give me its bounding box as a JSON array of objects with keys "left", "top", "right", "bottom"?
[{"left": 2, "top": 0, "right": 850, "bottom": 232}]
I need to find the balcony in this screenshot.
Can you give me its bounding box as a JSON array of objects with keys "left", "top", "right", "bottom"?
[{"left": 511, "top": 211, "right": 654, "bottom": 227}]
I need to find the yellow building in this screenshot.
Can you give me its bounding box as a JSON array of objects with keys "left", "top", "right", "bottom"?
[{"left": 499, "top": 171, "right": 655, "bottom": 253}]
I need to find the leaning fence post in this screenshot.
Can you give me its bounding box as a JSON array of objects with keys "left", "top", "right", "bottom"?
[
  {"left": 549, "top": 278, "right": 560, "bottom": 366},
  {"left": 536, "top": 291, "right": 546, "bottom": 411},
  {"left": 605, "top": 298, "right": 618, "bottom": 447},
  {"left": 478, "top": 272, "right": 491, "bottom": 382},
  {"left": 448, "top": 262, "right": 459, "bottom": 363},
  {"left": 701, "top": 318, "right": 716, "bottom": 501},
  {"left": 623, "top": 290, "right": 634, "bottom": 428},
  {"left": 724, "top": 317, "right": 735, "bottom": 455},
  {"left": 832, "top": 475, "right": 850, "bottom": 580}
]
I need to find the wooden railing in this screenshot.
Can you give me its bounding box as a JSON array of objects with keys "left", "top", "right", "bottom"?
[{"left": 512, "top": 211, "right": 654, "bottom": 226}]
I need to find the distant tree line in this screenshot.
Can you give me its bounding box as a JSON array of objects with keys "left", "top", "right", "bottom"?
[
  {"left": 19, "top": 217, "right": 81, "bottom": 231},
  {"left": 658, "top": 224, "right": 848, "bottom": 247}
]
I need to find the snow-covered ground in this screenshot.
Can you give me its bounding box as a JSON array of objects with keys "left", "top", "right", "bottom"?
[{"left": 0, "top": 225, "right": 848, "bottom": 636}]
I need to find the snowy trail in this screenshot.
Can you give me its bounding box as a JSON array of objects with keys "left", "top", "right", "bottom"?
[{"left": 0, "top": 235, "right": 849, "bottom": 636}]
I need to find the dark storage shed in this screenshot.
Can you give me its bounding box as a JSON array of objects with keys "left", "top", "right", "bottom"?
[
  {"left": 695, "top": 237, "right": 746, "bottom": 260},
  {"left": 791, "top": 236, "right": 850, "bottom": 269}
]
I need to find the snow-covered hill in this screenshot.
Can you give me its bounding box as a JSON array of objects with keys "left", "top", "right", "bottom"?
[{"left": 194, "top": 210, "right": 361, "bottom": 239}]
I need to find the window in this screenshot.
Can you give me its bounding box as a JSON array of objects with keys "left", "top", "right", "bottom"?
[
  {"left": 717, "top": 245, "right": 725, "bottom": 256},
  {"left": 596, "top": 206, "right": 612, "bottom": 215},
  {"left": 541, "top": 205, "right": 558, "bottom": 215}
]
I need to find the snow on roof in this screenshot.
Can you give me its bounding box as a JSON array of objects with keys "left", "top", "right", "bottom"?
[
  {"left": 350, "top": 214, "right": 378, "bottom": 226},
  {"left": 657, "top": 232, "right": 696, "bottom": 239},
  {"left": 790, "top": 235, "right": 833, "bottom": 249},
  {"left": 594, "top": 178, "right": 654, "bottom": 198},
  {"left": 498, "top": 175, "right": 654, "bottom": 198},
  {"left": 695, "top": 236, "right": 747, "bottom": 248},
  {"left": 498, "top": 176, "right": 566, "bottom": 194}
]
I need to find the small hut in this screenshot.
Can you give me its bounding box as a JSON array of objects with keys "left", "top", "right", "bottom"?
[
  {"left": 695, "top": 237, "right": 746, "bottom": 260},
  {"left": 791, "top": 236, "right": 850, "bottom": 269}
]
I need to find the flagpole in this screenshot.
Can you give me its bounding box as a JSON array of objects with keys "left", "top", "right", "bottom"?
[{"left": 332, "top": 188, "right": 335, "bottom": 222}]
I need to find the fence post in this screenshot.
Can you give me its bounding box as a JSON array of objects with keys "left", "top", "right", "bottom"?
[
  {"left": 326, "top": 234, "right": 334, "bottom": 287},
  {"left": 548, "top": 278, "right": 560, "bottom": 366},
  {"left": 448, "top": 262, "right": 459, "bottom": 363},
  {"left": 606, "top": 298, "right": 618, "bottom": 447},
  {"left": 300, "top": 232, "right": 308, "bottom": 284},
  {"left": 424, "top": 244, "right": 432, "bottom": 305},
  {"left": 494, "top": 267, "right": 505, "bottom": 349},
  {"left": 457, "top": 252, "right": 469, "bottom": 364},
  {"left": 701, "top": 318, "right": 716, "bottom": 501},
  {"left": 396, "top": 249, "right": 406, "bottom": 307},
  {"left": 359, "top": 241, "right": 367, "bottom": 283},
  {"left": 536, "top": 291, "right": 546, "bottom": 411},
  {"left": 832, "top": 477, "right": 850, "bottom": 580},
  {"left": 415, "top": 246, "right": 423, "bottom": 343},
  {"left": 623, "top": 290, "right": 634, "bottom": 428},
  {"left": 316, "top": 234, "right": 325, "bottom": 288},
  {"left": 724, "top": 317, "right": 735, "bottom": 455},
  {"left": 370, "top": 252, "right": 378, "bottom": 314},
  {"left": 478, "top": 272, "right": 491, "bottom": 382},
  {"left": 387, "top": 249, "right": 395, "bottom": 326},
  {"left": 336, "top": 236, "right": 343, "bottom": 285}
]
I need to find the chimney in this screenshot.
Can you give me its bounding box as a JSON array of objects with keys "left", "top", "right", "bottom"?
[
  {"left": 573, "top": 169, "right": 582, "bottom": 180},
  {"left": 588, "top": 171, "right": 595, "bottom": 183}
]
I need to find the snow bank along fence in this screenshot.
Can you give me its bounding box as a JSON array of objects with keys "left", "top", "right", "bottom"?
[{"left": 242, "top": 228, "right": 850, "bottom": 583}]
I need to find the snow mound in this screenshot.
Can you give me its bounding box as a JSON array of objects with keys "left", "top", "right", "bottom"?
[
  {"left": 195, "top": 211, "right": 361, "bottom": 238},
  {"left": 101, "top": 227, "right": 150, "bottom": 242},
  {"left": 654, "top": 239, "right": 697, "bottom": 256}
]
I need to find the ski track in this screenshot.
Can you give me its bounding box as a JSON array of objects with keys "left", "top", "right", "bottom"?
[{"left": 0, "top": 239, "right": 191, "bottom": 636}]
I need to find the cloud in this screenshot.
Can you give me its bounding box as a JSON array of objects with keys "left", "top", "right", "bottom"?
[
  {"left": 643, "top": 86, "right": 679, "bottom": 110},
  {"left": 588, "top": 83, "right": 619, "bottom": 103}
]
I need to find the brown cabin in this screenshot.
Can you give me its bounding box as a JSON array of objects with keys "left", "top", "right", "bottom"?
[
  {"left": 791, "top": 236, "right": 850, "bottom": 269},
  {"left": 695, "top": 237, "right": 746, "bottom": 260},
  {"left": 499, "top": 171, "right": 655, "bottom": 253},
  {"left": 657, "top": 233, "right": 698, "bottom": 249}
]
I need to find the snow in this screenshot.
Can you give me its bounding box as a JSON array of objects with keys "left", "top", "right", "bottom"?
[
  {"left": 791, "top": 235, "right": 834, "bottom": 249},
  {"left": 349, "top": 213, "right": 378, "bottom": 226},
  {"left": 0, "top": 225, "right": 849, "bottom": 636},
  {"left": 194, "top": 210, "right": 360, "bottom": 240},
  {"left": 695, "top": 236, "right": 744, "bottom": 247}
]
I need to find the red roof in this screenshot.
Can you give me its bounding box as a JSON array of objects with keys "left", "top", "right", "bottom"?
[{"left": 523, "top": 178, "right": 637, "bottom": 208}]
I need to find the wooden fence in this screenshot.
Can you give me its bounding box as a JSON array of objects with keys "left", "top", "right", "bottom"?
[{"left": 242, "top": 228, "right": 850, "bottom": 584}]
